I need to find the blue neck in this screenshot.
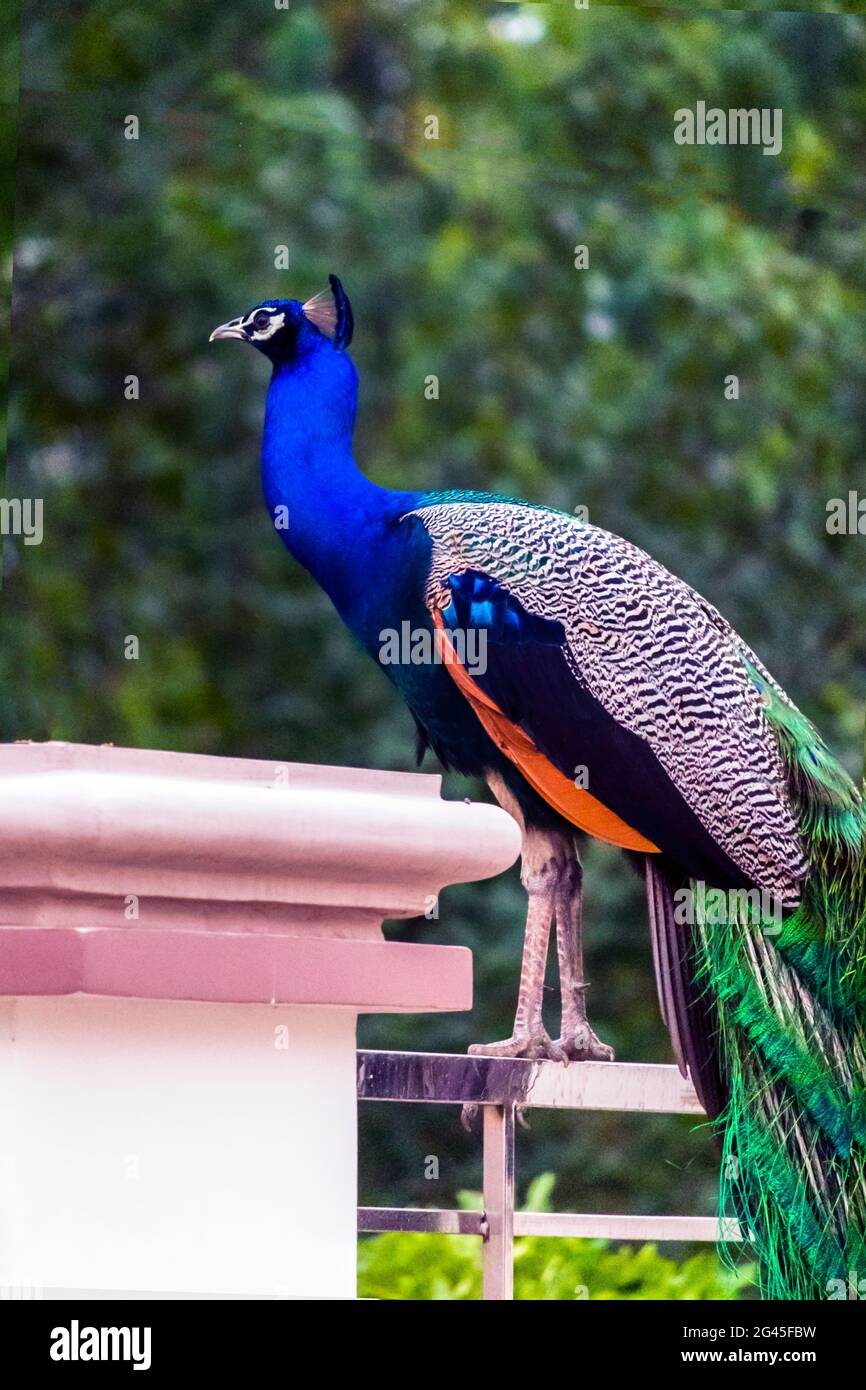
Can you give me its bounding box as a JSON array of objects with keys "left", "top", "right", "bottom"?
[{"left": 260, "top": 340, "right": 417, "bottom": 620}]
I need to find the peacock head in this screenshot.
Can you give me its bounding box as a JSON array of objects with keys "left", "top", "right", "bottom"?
[{"left": 209, "top": 274, "right": 354, "bottom": 366}]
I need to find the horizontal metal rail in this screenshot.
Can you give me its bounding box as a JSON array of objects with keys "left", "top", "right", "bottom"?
[
  {"left": 357, "top": 1048, "right": 705, "bottom": 1113},
  {"left": 359, "top": 1207, "right": 487, "bottom": 1237},
  {"left": 358, "top": 1208, "right": 740, "bottom": 1243},
  {"left": 357, "top": 1050, "right": 743, "bottom": 1298}
]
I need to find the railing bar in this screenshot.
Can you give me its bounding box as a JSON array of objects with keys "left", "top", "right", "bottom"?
[
  {"left": 514, "top": 1212, "right": 743, "bottom": 1242},
  {"left": 357, "top": 1050, "right": 703, "bottom": 1114},
  {"left": 482, "top": 1104, "right": 515, "bottom": 1300},
  {"left": 358, "top": 1206, "right": 742, "bottom": 1242},
  {"left": 358, "top": 1207, "right": 484, "bottom": 1236}
]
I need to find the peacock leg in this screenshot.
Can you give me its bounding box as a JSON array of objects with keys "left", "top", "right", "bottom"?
[
  {"left": 552, "top": 850, "right": 615, "bottom": 1063},
  {"left": 469, "top": 846, "right": 565, "bottom": 1062}
]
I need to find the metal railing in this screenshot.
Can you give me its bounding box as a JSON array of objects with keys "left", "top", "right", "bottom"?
[{"left": 357, "top": 1049, "right": 741, "bottom": 1299}]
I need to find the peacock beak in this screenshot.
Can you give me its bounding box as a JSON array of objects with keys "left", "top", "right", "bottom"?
[{"left": 209, "top": 317, "right": 247, "bottom": 342}]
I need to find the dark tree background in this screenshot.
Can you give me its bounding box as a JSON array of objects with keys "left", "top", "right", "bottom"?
[{"left": 2, "top": 1, "right": 865, "bottom": 1237}]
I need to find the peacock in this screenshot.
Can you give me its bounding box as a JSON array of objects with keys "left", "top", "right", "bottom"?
[{"left": 211, "top": 276, "right": 865, "bottom": 1300}]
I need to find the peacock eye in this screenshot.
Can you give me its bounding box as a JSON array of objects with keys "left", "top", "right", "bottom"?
[{"left": 252, "top": 310, "right": 272, "bottom": 332}]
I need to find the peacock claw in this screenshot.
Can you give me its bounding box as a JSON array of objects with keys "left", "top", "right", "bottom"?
[
  {"left": 461, "top": 1100, "right": 531, "bottom": 1133},
  {"left": 468, "top": 1033, "right": 567, "bottom": 1063},
  {"left": 460, "top": 1103, "right": 478, "bottom": 1132},
  {"left": 553, "top": 1026, "right": 615, "bottom": 1063}
]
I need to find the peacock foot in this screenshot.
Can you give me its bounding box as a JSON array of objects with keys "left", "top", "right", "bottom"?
[
  {"left": 553, "top": 1024, "right": 615, "bottom": 1064},
  {"left": 468, "top": 1032, "right": 566, "bottom": 1063},
  {"left": 460, "top": 1102, "right": 530, "bottom": 1132}
]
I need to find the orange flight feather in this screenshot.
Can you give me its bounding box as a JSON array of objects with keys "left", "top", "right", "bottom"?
[{"left": 432, "top": 611, "right": 660, "bottom": 854}]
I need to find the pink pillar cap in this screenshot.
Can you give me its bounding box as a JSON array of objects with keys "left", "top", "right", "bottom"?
[{"left": 0, "top": 742, "right": 521, "bottom": 1012}]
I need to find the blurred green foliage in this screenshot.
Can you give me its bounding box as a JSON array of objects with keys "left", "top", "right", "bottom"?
[
  {"left": 2, "top": 1, "right": 865, "bottom": 1256},
  {"left": 0, "top": 2, "right": 20, "bottom": 466},
  {"left": 358, "top": 1173, "right": 755, "bottom": 1299},
  {"left": 359, "top": 1229, "right": 749, "bottom": 1301}
]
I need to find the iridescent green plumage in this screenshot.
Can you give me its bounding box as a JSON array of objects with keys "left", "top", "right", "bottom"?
[{"left": 699, "top": 675, "right": 865, "bottom": 1299}]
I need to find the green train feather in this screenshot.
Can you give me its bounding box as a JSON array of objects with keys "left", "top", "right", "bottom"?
[{"left": 699, "top": 669, "right": 866, "bottom": 1299}]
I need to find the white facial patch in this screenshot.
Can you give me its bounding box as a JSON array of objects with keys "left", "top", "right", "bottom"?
[{"left": 244, "top": 308, "right": 286, "bottom": 341}]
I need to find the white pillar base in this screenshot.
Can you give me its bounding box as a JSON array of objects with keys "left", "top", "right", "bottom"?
[{"left": 0, "top": 997, "right": 358, "bottom": 1299}]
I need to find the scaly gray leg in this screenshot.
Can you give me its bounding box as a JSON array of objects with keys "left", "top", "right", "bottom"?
[
  {"left": 552, "top": 852, "right": 615, "bottom": 1063},
  {"left": 469, "top": 835, "right": 566, "bottom": 1062}
]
